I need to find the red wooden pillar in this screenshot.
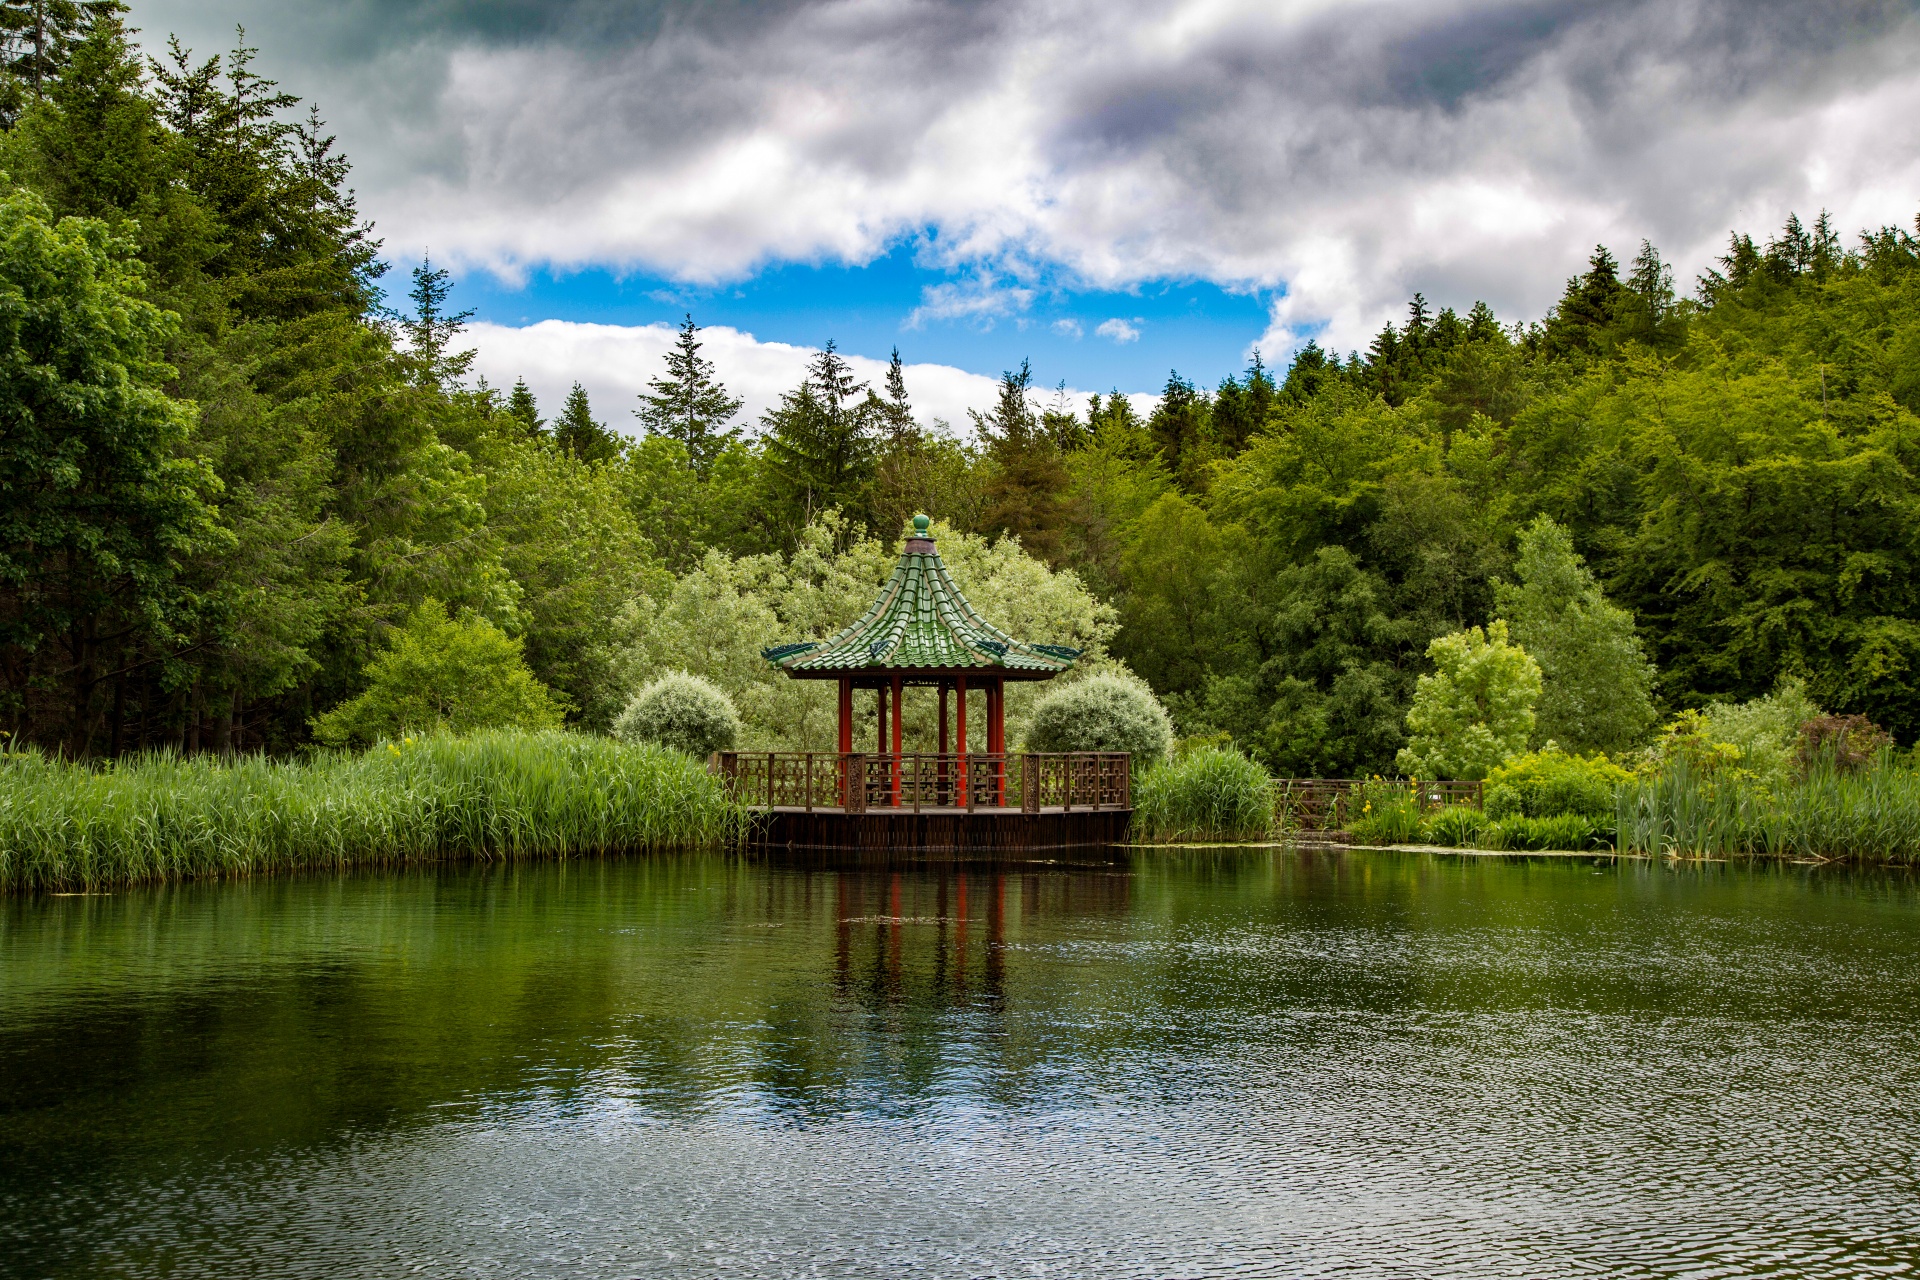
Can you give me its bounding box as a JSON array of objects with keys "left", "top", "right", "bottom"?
[
  {"left": 938, "top": 683, "right": 949, "bottom": 805},
  {"left": 837, "top": 677, "right": 853, "bottom": 805},
  {"left": 890, "top": 673, "right": 904, "bottom": 806},
  {"left": 956, "top": 673, "right": 969, "bottom": 802},
  {"left": 989, "top": 677, "right": 1006, "bottom": 805},
  {"left": 876, "top": 685, "right": 886, "bottom": 753}
]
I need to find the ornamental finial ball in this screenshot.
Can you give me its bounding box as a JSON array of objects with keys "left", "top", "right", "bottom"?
[{"left": 912, "top": 513, "right": 930, "bottom": 535}]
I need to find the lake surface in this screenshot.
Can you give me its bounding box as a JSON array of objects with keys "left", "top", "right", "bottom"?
[{"left": 4, "top": 849, "right": 1920, "bottom": 1278}]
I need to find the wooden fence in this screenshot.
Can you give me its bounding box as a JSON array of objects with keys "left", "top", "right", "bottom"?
[
  {"left": 713, "top": 752, "right": 1131, "bottom": 814},
  {"left": 1275, "top": 778, "right": 1484, "bottom": 835}
]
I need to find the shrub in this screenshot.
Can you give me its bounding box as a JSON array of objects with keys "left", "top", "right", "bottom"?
[
  {"left": 1347, "top": 778, "right": 1423, "bottom": 845},
  {"left": 1484, "top": 749, "right": 1631, "bottom": 821},
  {"left": 1796, "top": 714, "right": 1892, "bottom": 775},
  {"left": 1396, "top": 620, "right": 1542, "bottom": 780},
  {"left": 1421, "top": 805, "right": 1489, "bottom": 847},
  {"left": 1132, "top": 746, "right": 1272, "bottom": 843},
  {"left": 614, "top": 671, "right": 741, "bottom": 758},
  {"left": 1025, "top": 671, "right": 1172, "bottom": 770},
  {"left": 313, "top": 601, "right": 567, "bottom": 747},
  {"left": 1486, "top": 813, "right": 1602, "bottom": 851}
]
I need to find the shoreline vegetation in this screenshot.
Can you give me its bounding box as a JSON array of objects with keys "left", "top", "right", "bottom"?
[{"left": 0, "top": 732, "right": 742, "bottom": 892}]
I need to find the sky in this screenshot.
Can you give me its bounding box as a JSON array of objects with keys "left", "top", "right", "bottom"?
[{"left": 134, "top": 0, "right": 1920, "bottom": 433}]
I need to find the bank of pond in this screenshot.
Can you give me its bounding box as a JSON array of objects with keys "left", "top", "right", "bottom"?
[{"left": 6, "top": 731, "right": 1920, "bottom": 890}]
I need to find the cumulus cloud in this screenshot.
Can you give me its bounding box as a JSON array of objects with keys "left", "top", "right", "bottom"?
[
  {"left": 1095, "top": 318, "right": 1142, "bottom": 344},
  {"left": 141, "top": 0, "right": 1920, "bottom": 354},
  {"left": 467, "top": 320, "right": 1031, "bottom": 436},
  {"left": 1052, "top": 318, "right": 1084, "bottom": 338}
]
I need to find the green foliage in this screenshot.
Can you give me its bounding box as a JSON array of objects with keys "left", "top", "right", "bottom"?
[
  {"left": 613, "top": 670, "right": 740, "bottom": 758},
  {"left": 0, "top": 184, "right": 221, "bottom": 750},
  {"left": 312, "top": 601, "right": 566, "bottom": 747},
  {"left": 1652, "top": 677, "right": 1822, "bottom": 788},
  {"left": 1484, "top": 749, "right": 1632, "bottom": 821},
  {"left": 1495, "top": 516, "right": 1657, "bottom": 754},
  {"left": 1615, "top": 751, "right": 1920, "bottom": 862},
  {"left": 1130, "top": 745, "right": 1271, "bottom": 843},
  {"left": 1024, "top": 670, "right": 1172, "bottom": 769},
  {"left": 761, "top": 343, "right": 876, "bottom": 541},
  {"left": 1397, "top": 621, "right": 1542, "bottom": 780},
  {"left": 1421, "top": 804, "right": 1488, "bottom": 847},
  {"left": 635, "top": 315, "right": 740, "bottom": 477},
  {"left": 552, "top": 382, "right": 622, "bottom": 464},
  {"left": 0, "top": 729, "right": 743, "bottom": 889},
  {"left": 613, "top": 516, "right": 1117, "bottom": 752},
  {"left": 1347, "top": 779, "right": 1423, "bottom": 844}
]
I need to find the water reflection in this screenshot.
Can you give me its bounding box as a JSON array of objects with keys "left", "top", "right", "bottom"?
[{"left": 3, "top": 850, "right": 1920, "bottom": 1278}]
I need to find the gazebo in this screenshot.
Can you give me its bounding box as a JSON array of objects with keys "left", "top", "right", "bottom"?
[{"left": 719, "top": 514, "right": 1133, "bottom": 854}]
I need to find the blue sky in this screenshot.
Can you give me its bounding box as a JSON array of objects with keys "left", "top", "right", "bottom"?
[
  {"left": 441, "top": 241, "right": 1277, "bottom": 397},
  {"left": 136, "top": 0, "right": 1920, "bottom": 428}
]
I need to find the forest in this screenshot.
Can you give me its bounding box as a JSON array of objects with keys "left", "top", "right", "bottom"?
[{"left": 7, "top": 4, "right": 1920, "bottom": 783}]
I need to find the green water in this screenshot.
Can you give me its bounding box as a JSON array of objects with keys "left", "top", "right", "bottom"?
[{"left": 4, "top": 849, "right": 1920, "bottom": 1277}]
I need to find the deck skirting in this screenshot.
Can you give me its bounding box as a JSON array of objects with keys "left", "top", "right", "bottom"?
[{"left": 750, "top": 806, "right": 1132, "bottom": 855}]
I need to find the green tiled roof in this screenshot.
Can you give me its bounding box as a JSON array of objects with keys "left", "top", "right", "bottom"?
[{"left": 763, "top": 514, "right": 1081, "bottom": 676}]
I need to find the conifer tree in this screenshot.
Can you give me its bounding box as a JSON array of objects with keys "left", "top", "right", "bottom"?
[
  {"left": 635, "top": 314, "right": 741, "bottom": 475},
  {"left": 553, "top": 383, "right": 622, "bottom": 464},
  {"left": 974, "top": 359, "right": 1068, "bottom": 561},
  {"left": 403, "top": 254, "right": 474, "bottom": 387},
  {"left": 507, "top": 378, "right": 543, "bottom": 437},
  {"left": 0, "top": 0, "right": 120, "bottom": 113},
  {"left": 761, "top": 341, "right": 875, "bottom": 534},
  {"left": 879, "top": 345, "right": 915, "bottom": 442}
]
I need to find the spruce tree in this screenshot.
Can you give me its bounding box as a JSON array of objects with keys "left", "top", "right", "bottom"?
[
  {"left": 553, "top": 383, "right": 622, "bottom": 464},
  {"left": 403, "top": 254, "right": 474, "bottom": 387},
  {"left": 879, "top": 345, "right": 915, "bottom": 442},
  {"left": 507, "top": 378, "right": 543, "bottom": 437},
  {"left": 974, "top": 359, "right": 1068, "bottom": 562},
  {"left": 635, "top": 314, "right": 741, "bottom": 475},
  {"left": 761, "top": 341, "right": 875, "bottom": 534},
  {"left": 0, "top": 0, "right": 120, "bottom": 114}
]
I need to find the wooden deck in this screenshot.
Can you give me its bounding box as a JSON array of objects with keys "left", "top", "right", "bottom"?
[
  {"left": 716, "top": 752, "right": 1134, "bottom": 854},
  {"left": 751, "top": 804, "right": 1132, "bottom": 855}
]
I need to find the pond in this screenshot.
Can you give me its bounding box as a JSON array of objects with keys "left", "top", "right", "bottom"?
[{"left": 4, "top": 849, "right": 1920, "bottom": 1278}]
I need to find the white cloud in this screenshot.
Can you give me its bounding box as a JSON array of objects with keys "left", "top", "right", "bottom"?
[
  {"left": 467, "top": 321, "right": 1084, "bottom": 436},
  {"left": 1052, "top": 318, "right": 1084, "bottom": 338},
  {"left": 1095, "top": 317, "right": 1143, "bottom": 344},
  {"left": 140, "top": 0, "right": 1920, "bottom": 358}
]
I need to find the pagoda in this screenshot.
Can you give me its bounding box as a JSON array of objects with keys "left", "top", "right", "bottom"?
[
  {"left": 725, "top": 514, "right": 1132, "bottom": 855},
  {"left": 763, "top": 513, "right": 1081, "bottom": 764}
]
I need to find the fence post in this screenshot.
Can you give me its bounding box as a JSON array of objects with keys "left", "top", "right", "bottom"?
[
  {"left": 1021, "top": 755, "right": 1039, "bottom": 812},
  {"left": 805, "top": 753, "right": 814, "bottom": 812},
  {"left": 846, "top": 754, "right": 866, "bottom": 814},
  {"left": 965, "top": 755, "right": 977, "bottom": 812}
]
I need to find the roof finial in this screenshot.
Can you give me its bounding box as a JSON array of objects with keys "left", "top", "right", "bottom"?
[{"left": 912, "top": 512, "right": 930, "bottom": 535}]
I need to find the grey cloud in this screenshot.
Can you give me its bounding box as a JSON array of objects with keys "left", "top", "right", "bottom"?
[{"left": 132, "top": 0, "right": 1920, "bottom": 346}]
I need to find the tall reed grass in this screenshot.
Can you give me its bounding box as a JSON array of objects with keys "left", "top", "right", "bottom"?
[
  {"left": 1615, "top": 754, "right": 1920, "bottom": 862},
  {"left": 0, "top": 730, "right": 745, "bottom": 891},
  {"left": 1132, "top": 746, "right": 1274, "bottom": 843}
]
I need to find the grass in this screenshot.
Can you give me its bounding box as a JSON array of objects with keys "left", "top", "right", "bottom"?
[
  {"left": 1132, "top": 747, "right": 1274, "bottom": 843},
  {"left": 0, "top": 730, "right": 746, "bottom": 891},
  {"left": 1615, "top": 754, "right": 1920, "bottom": 862}
]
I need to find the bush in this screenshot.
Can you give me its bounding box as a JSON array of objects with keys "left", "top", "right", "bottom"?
[
  {"left": 1347, "top": 778, "right": 1424, "bottom": 844},
  {"left": 1132, "top": 746, "right": 1272, "bottom": 843},
  {"left": 1486, "top": 813, "right": 1603, "bottom": 851},
  {"left": 1796, "top": 714, "right": 1892, "bottom": 775},
  {"left": 614, "top": 671, "right": 741, "bottom": 758},
  {"left": 1025, "top": 671, "right": 1172, "bottom": 770},
  {"left": 1484, "top": 749, "right": 1631, "bottom": 821},
  {"left": 1421, "top": 805, "right": 1489, "bottom": 847},
  {"left": 313, "top": 601, "right": 567, "bottom": 747}
]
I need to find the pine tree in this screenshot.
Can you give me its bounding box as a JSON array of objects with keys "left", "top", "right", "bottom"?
[
  {"left": 879, "top": 345, "right": 915, "bottom": 442},
  {"left": 403, "top": 254, "right": 475, "bottom": 387},
  {"left": 761, "top": 341, "right": 876, "bottom": 533},
  {"left": 553, "top": 383, "right": 622, "bottom": 464},
  {"left": 1147, "top": 370, "right": 1210, "bottom": 486},
  {"left": 507, "top": 378, "right": 543, "bottom": 437},
  {"left": 974, "top": 359, "right": 1068, "bottom": 561},
  {"left": 1211, "top": 351, "right": 1275, "bottom": 454},
  {"left": 635, "top": 314, "right": 742, "bottom": 476},
  {"left": 0, "top": 0, "right": 120, "bottom": 114}
]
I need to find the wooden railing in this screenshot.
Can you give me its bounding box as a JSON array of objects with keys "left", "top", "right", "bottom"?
[
  {"left": 713, "top": 752, "right": 1131, "bottom": 813},
  {"left": 1276, "top": 778, "right": 1484, "bottom": 834}
]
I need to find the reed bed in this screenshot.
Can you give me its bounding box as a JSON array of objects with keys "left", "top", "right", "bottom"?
[
  {"left": 1132, "top": 747, "right": 1274, "bottom": 843},
  {"left": 1615, "top": 755, "right": 1920, "bottom": 862},
  {"left": 0, "top": 730, "right": 746, "bottom": 891}
]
